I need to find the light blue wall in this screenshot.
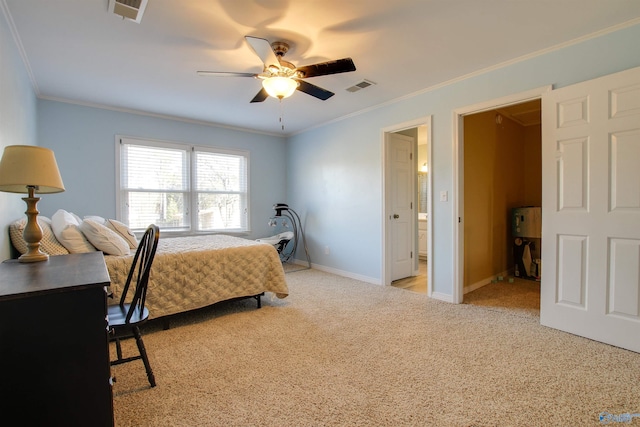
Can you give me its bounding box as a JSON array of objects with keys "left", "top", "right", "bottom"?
[
  {"left": 3, "top": 11, "right": 640, "bottom": 289},
  {"left": 0, "top": 9, "right": 38, "bottom": 261},
  {"left": 287, "top": 23, "right": 640, "bottom": 293},
  {"left": 37, "top": 100, "right": 287, "bottom": 241}
]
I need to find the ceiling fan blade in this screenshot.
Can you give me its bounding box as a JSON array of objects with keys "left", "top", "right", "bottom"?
[
  {"left": 245, "top": 36, "right": 280, "bottom": 69},
  {"left": 296, "top": 80, "right": 334, "bottom": 100},
  {"left": 197, "top": 71, "right": 257, "bottom": 77},
  {"left": 250, "top": 88, "right": 269, "bottom": 103},
  {"left": 296, "top": 58, "right": 356, "bottom": 78}
]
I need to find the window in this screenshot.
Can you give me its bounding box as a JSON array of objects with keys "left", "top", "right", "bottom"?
[{"left": 117, "top": 137, "right": 249, "bottom": 234}]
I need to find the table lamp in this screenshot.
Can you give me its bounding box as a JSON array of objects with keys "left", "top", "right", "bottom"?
[{"left": 0, "top": 145, "right": 65, "bottom": 262}]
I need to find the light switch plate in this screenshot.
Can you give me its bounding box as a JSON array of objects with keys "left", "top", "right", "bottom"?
[{"left": 440, "top": 190, "right": 448, "bottom": 202}]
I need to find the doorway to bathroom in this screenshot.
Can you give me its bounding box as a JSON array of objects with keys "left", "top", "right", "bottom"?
[{"left": 382, "top": 116, "right": 432, "bottom": 295}]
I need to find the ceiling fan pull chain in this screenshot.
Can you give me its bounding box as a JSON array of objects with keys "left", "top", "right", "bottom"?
[{"left": 280, "top": 99, "right": 285, "bottom": 131}]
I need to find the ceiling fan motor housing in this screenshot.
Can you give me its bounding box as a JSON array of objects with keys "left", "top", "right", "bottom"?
[{"left": 271, "top": 41, "right": 290, "bottom": 58}]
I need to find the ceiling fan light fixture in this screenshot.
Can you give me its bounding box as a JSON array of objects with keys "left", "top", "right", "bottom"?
[{"left": 262, "top": 77, "right": 298, "bottom": 99}]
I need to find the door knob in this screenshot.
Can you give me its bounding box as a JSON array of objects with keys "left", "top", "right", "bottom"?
[{"left": 393, "top": 214, "right": 399, "bottom": 219}]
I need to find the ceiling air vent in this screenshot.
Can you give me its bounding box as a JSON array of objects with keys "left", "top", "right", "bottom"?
[
  {"left": 346, "top": 79, "right": 376, "bottom": 93},
  {"left": 108, "top": 0, "right": 148, "bottom": 23}
]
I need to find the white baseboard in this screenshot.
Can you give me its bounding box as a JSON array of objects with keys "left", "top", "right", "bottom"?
[
  {"left": 291, "top": 260, "right": 514, "bottom": 300},
  {"left": 430, "top": 292, "right": 455, "bottom": 303},
  {"left": 288, "top": 258, "right": 381, "bottom": 285},
  {"left": 463, "top": 269, "right": 511, "bottom": 294}
]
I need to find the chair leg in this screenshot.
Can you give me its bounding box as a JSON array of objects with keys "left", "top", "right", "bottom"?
[
  {"left": 115, "top": 337, "right": 123, "bottom": 361},
  {"left": 132, "top": 326, "right": 156, "bottom": 387}
]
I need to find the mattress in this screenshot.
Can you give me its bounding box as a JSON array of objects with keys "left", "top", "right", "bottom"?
[{"left": 105, "top": 234, "right": 288, "bottom": 319}]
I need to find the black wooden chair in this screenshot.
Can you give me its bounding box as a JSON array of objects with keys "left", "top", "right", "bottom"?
[{"left": 108, "top": 224, "right": 159, "bottom": 387}]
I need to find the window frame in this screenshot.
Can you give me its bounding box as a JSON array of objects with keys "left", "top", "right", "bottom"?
[{"left": 115, "top": 136, "right": 250, "bottom": 236}]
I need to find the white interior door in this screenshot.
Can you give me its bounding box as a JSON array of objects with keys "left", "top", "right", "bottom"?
[
  {"left": 541, "top": 65, "right": 640, "bottom": 352},
  {"left": 389, "top": 132, "right": 414, "bottom": 281}
]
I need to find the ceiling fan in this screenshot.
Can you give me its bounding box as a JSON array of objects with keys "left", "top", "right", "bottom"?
[{"left": 197, "top": 36, "right": 356, "bottom": 103}]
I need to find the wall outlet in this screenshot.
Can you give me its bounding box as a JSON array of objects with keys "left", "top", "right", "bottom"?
[{"left": 324, "top": 246, "right": 330, "bottom": 255}]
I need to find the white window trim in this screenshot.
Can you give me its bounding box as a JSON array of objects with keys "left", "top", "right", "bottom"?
[{"left": 115, "top": 135, "right": 251, "bottom": 236}]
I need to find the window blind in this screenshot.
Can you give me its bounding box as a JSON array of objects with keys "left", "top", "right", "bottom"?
[{"left": 118, "top": 137, "right": 249, "bottom": 233}]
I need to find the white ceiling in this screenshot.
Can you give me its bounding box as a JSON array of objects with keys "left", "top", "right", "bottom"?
[{"left": 4, "top": 0, "right": 640, "bottom": 135}]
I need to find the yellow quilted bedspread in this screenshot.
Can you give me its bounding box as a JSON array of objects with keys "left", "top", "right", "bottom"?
[{"left": 105, "top": 234, "right": 288, "bottom": 319}]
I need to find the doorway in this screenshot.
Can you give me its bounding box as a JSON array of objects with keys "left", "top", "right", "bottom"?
[
  {"left": 461, "top": 100, "right": 542, "bottom": 314},
  {"left": 382, "top": 117, "right": 432, "bottom": 294},
  {"left": 453, "top": 68, "right": 640, "bottom": 352},
  {"left": 453, "top": 87, "right": 550, "bottom": 304}
]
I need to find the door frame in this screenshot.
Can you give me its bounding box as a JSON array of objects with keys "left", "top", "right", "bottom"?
[
  {"left": 452, "top": 86, "right": 551, "bottom": 303},
  {"left": 382, "top": 116, "right": 433, "bottom": 292}
]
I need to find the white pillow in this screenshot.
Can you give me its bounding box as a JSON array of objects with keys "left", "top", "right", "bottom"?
[
  {"left": 51, "top": 209, "right": 96, "bottom": 253},
  {"left": 84, "top": 215, "right": 106, "bottom": 225},
  {"left": 70, "top": 211, "right": 83, "bottom": 224},
  {"left": 80, "top": 219, "right": 130, "bottom": 256},
  {"left": 9, "top": 216, "right": 69, "bottom": 256},
  {"left": 105, "top": 219, "right": 138, "bottom": 249}
]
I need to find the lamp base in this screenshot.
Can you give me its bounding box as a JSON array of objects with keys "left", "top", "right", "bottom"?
[
  {"left": 19, "top": 194, "right": 49, "bottom": 263},
  {"left": 19, "top": 250, "right": 49, "bottom": 263}
]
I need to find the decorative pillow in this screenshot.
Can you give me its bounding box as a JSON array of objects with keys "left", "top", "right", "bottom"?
[
  {"left": 9, "top": 216, "right": 69, "bottom": 256},
  {"left": 51, "top": 209, "right": 96, "bottom": 253},
  {"left": 105, "top": 219, "right": 138, "bottom": 249},
  {"left": 84, "top": 215, "right": 106, "bottom": 225},
  {"left": 70, "top": 211, "right": 83, "bottom": 224},
  {"left": 80, "top": 219, "right": 130, "bottom": 256}
]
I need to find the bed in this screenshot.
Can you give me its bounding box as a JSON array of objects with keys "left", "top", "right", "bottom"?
[
  {"left": 8, "top": 215, "right": 288, "bottom": 323},
  {"left": 104, "top": 234, "right": 289, "bottom": 322}
]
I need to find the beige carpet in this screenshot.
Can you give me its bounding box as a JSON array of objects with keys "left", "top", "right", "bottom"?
[
  {"left": 112, "top": 268, "right": 640, "bottom": 426},
  {"left": 463, "top": 277, "right": 541, "bottom": 319}
]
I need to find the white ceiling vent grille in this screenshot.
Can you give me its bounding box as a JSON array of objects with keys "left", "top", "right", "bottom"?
[
  {"left": 346, "top": 79, "right": 376, "bottom": 93},
  {"left": 108, "top": 0, "right": 148, "bottom": 23}
]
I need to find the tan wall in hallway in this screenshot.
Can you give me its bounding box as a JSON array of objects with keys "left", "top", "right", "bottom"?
[
  {"left": 463, "top": 111, "right": 532, "bottom": 289},
  {"left": 523, "top": 124, "right": 542, "bottom": 206}
]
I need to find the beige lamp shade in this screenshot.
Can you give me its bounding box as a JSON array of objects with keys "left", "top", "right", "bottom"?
[{"left": 0, "top": 145, "right": 65, "bottom": 193}]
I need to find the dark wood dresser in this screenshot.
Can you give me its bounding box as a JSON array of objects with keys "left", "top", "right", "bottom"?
[{"left": 0, "top": 252, "right": 114, "bottom": 426}]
